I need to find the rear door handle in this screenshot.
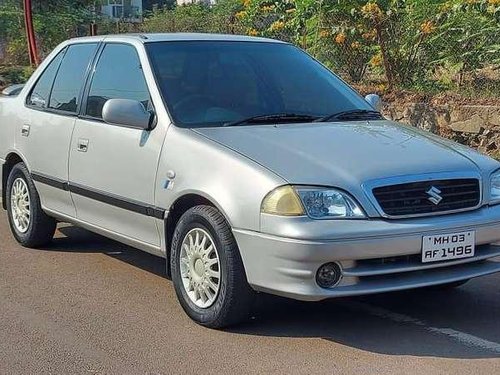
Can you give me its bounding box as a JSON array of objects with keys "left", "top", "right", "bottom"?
[
  {"left": 21, "top": 124, "right": 30, "bottom": 137},
  {"left": 77, "top": 138, "right": 89, "bottom": 152}
]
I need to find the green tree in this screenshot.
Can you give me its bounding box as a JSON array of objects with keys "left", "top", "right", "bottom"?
[
  {"left": 142, "top": 3, "right": 212, "bottom": 33},
  {"left": 428, "top": 0, "right": 500, "bottom": 88},
  {"left": 0, "top": 0, "right": 96, "bottom": 64}
]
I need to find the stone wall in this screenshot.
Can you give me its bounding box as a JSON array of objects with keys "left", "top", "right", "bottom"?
[{"left": 384, "top": 102, "right": 500, "bottom": 159}]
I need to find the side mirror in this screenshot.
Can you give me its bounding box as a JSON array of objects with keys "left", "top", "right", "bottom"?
[
  {"left": 2, "top": 84, "right": 25, "bottom": 97},
  {"left": 102, "top": 98, "right": 153, "bottom": 130},
  {"left": 364, "top": 93, "right": 382, "bottom": 112}
]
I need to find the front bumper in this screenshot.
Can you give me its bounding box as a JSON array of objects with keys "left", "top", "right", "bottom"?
[{"left": 234, "top": 205, "right": 500, "bottom": 301}]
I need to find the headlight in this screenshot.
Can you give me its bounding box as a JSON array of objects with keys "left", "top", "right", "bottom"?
[
  {"left": 261, "top": 185, "right": 365, "bottom": 219},
  {"left": 490, "top": 170, "right": 500, "bottom": 204},
  {"left": 296, "top": 187, "right": 365, "bottom": 219}
]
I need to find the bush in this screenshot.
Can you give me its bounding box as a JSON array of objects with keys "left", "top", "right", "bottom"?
[
  {"left": 0, "top": 65, "right": 34, "bottom": 88},
  {"left": 142, "top": 0, "right": 244, "bottom": 34}
]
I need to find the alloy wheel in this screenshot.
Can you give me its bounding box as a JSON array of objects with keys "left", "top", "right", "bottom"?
[
  {"left": 10, "top": 178, "right": 31, "bottom": 233},
  {"left": 179, "top": 228, "right": 221, "bottom": 308}
]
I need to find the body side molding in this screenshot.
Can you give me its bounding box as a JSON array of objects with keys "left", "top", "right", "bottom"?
[{"left": 31, "top": 172, "right": 165, "bottom": 219}]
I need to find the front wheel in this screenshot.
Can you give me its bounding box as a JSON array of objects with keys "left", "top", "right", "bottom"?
[
  {"left": 6, "top": 162, "right": 56, "bottom": 247},
  {"left": 170, "top": 205, "right": 254, "bottom": 328}
]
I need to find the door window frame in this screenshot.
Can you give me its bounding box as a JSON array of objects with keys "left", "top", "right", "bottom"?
[
  {"left": 79, "top": 41, "right": 154, "bottom": 129},
  {"left": 25, "top": 47, "right": 66, "bottom": 111},
  {"left": 25, "top": 42, "right": 101, "bottom": 118}
]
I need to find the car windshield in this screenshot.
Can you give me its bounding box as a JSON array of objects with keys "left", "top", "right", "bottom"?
[{"left": 146, "top": 41, "right": 373, "bottom": 128}]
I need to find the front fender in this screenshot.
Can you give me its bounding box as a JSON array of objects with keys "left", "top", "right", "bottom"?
[{"left": 155, "top": 126, "right": 285, "bottom": 232}]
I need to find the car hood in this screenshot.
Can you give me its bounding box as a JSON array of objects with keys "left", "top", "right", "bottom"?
[{"left": 195, "top": 120, "right": 498, "bottom": 188}]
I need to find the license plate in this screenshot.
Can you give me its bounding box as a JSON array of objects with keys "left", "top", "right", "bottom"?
[{"left": 422, "top": 231, "right": 475, "bottom": 263}]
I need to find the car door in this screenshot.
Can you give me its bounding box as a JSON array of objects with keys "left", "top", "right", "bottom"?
[
  {"left": 68, "top": 42, "right": 167, "bottom": 248},
  {"left": 20, "top": 43, "right": 98, "bottom": 217}
]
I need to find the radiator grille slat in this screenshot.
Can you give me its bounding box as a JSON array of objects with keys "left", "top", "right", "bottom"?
[{"left": 373, "top": 178, "right": 480, "bottom": 217}]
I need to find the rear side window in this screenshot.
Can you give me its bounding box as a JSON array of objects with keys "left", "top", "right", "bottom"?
[
  {"left": 27, "top": 50, "right": 65, "bottom": 108},
  {"left": 86, "top": 43, "right": 150, "bottom": 119},
  {"left": 49, "top": 43, "right": 98, "bottom": 114}
]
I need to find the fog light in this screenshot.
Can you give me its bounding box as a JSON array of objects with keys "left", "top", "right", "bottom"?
[{"left": 316, "top": 262, "right": 342, "bottom": 288}]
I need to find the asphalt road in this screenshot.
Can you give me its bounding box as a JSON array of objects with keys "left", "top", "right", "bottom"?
[{"left": 0, "top": 208, "right": 499, "bottom": 374}]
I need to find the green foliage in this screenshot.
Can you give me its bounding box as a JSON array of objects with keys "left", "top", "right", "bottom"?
[
  {"left": 314, "top": 0, "right": 377, "bottom": 82},
  {"left": 0, "top": 0, "right": 95, "bottom": 64},
  {"left": 0, "top": 65, "right": 34, "bottom": 87},
  {"left": 209, "top": 0, "right": 245, "bottom": 34},
  {"left": 429, "top": 1, "right": 500, "bottom": 84},
  {"left": 235, "top": 0, "right": 499, "bottom": 93},
  {"left": 0, "top": 0, "right": 498, "bottom": 98},
  {"left": 142, "top": 0, "right": 244, "bottom": 34},
  {"left": 143, "top": 3, "right": 213, "bottom": 33}
]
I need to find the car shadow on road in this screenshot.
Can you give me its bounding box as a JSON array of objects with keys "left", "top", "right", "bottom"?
[
  {"left": 229, "top": 288, "right": 500, "bottom": 359},
  {"left": 45, "top": 224, "right": 167, "bottom": 278},
  {"left": 46, "top": 225, "right": 500, "bottom": 360}
]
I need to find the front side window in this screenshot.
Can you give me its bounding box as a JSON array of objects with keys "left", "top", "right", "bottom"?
[
  {"left": 86, "top": 43, "right": 150, "bottom": 120},
  {"left": 49, "top": 43, "right": 98, "bottom": 114},
  {"left": 146, "top": 41, "right": 373, "bottom": 128},
  {"left": 27, "top": 50, "right": 65, "bottom": 109}
]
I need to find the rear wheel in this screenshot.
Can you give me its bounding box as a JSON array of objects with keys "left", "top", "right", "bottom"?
[
  {"left": 6, "top": 163, "right": 56, "bottom": 247},
  {"left": 170, "top": 205, "right": 254, "bottom": 328}
]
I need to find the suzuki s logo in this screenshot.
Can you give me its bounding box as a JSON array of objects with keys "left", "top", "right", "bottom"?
[{"left": 426, "top": 186, "right": 443, "bottom": 205}]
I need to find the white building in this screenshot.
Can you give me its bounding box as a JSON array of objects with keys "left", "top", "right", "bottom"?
[
  {"left": 100, "top": 0, "right": 144, "bottom": 22},
  {"left": 99, "top": 0, "right": 216, "bottom": 22}
]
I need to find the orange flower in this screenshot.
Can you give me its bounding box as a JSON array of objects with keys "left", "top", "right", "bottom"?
[
  {"left": 334, "top": 32, "right": 346, "bottom": 44},
  {"left": 488, "top": 0, "right": 500, "bottom": 5},
  {"left": 420, "top": 20, "right": 435, "bottom": 35},
  {"left": 351, "top": 41, "right": 361, "bottom": 49},
  {"left": 370, "top": 52, "right": 383, "bottom": 67},
  {"left": 261, "top": 5, "right": 274, "bottom": 12},
  {"left": 319, "top": 29, "right": 330, "bottom": 38},
  {"left": 362, "top": 29, "right": 377, "bottom": 40},
  {"left": 235, "top": 10, "right": 246, "bottom": 19},
  {"left": 247, "top": 28, "right": 258, "bottom": 36},
  {"left": 269, "top": 20, "right": 285, "bottom": 32},
  {"left": 361, "top": 2, "right": 383, "bottom": 21}
]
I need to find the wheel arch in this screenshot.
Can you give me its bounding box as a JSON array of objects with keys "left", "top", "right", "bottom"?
[
  {"left": 164, "top": 192, "right": 232, "bottom": 277},
  {"left": 2, "top": 152, "right": 27, "bottom": 210}
]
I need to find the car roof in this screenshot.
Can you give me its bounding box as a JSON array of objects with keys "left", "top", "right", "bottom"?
[{"left": 67, "top": 33, "right": 285, "bottom": 45}]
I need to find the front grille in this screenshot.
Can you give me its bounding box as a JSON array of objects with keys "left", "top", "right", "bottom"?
[
  {"left": 372, "top": 178, "right": 480, "bottom": 217},
  {"left": 357, "top": 254, "right": 421, "bottom": 267}
]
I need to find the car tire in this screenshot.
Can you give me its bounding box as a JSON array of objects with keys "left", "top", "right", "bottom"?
[
  {"left": 6, "top": 162, "right": 56, "bottom": 247},
  {"left": 170, "top": 205, "right": 254, "bottom": 328}
]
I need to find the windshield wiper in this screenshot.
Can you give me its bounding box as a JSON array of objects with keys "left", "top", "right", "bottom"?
[
  {"left": 316, "top": 109, "right": 383, "bottom": 122},
  {"left": 223, "top": 113, "right": 320, "bottom": 127}
]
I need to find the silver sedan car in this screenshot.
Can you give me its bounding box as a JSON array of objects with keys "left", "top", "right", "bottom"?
[{"left": 1, "top": 33, "right": 500, "bottom": 328}]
